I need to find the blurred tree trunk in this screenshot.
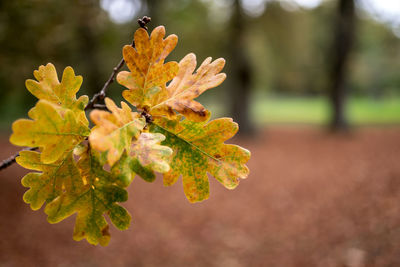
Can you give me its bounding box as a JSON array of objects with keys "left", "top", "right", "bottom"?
[
  {"left": 76, "top": 2, "right": 102, "bottom": 95},
  {"left": 328, "top": 0, "right": 356, "bottom": 130},
  {"left": 145, "top": 0, "right": 159, "bottom": 27},
  {"left": 228, "top": 0, "right": 254, "bottom": 135}
]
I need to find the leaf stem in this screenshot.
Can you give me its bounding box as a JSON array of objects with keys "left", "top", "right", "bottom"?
[{"left": 0, "top": 16, "right": 152, "bottom": 172}]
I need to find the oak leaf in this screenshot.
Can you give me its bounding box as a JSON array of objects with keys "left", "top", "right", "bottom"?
[
  {"left": 110, "top": 152, "right": 136, "bottom": 187},
  {"left": 131, "top": 132, "right": 173, "bottom": 173},
  {"left": 110, "top": 151, "right": 158, "bottom": 187},
  {"left": 10, "top": 100, "right": 90, "bottom": 164},
  {"left": 89, "top": 97, "right": 145, "bottom": 166},
  {"left": 151, "top": 53, "right": 226, "bottom": 122},
  {"left": 110, "top": 133, "right": 173, "bottom": 186},
  {"left": 44, "top": 146, "right": 130, "bottom": 246},
  {"left": 151, "top": 115, "right": 250, "bottom": 203},
  {"left": 17, "top": 150, "right": 80, "bottom": 210},
  {"left": 25, "top": 63, "right": 89, "bottom": 125},
  {"left": 117, "top": 26, "right": 179, "bottom": 109}
]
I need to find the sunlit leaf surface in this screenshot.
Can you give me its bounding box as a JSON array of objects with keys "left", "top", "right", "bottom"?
[
  {"left": 25, "top": 63, "right": 89, "bottom": 125},
  {"left": 10, "top": 100, "right": 89, "bottom": 163}
]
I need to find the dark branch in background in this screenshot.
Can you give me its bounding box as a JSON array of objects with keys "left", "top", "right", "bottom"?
[
  {"left": 0, "top": 147, "right": 38, "bottom": 171},
  {"left": 0, "top": 16, "right": 151, "bottom": 171}
]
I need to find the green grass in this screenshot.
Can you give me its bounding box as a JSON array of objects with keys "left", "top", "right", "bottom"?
[
  {"left": 251, "top": 96, "right": 400, "bottom": 125},
  {"left": 208, "top": 96, "right": 400, "bottom": 126},
  {"left": 2, "top": 96, "right": 400, "bottom": 133}
]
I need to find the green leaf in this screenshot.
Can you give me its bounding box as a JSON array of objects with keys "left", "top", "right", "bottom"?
[
  {"left": 111, "top": 152, "right": 157, "bottom": 185},
  {"left": 44, "top": 145, "right": 131, "bottom": 246},
  {"left": 10, "top": 100, "right": 89, "bottom": 164},
  {"left": 17, "top": 147, "right": 130, "bottom": 246},
  {"left": 111, "top": 152, "right": 136, "bottom": 187},
  {"left": 17, "top": 150, "right": 80, "bottom": 210},
  {"left": 129, "top": 158, "right": 156, "bottom": 182},
  {"left": 150, "top": 115, "right": 251, "bottom": 203}
]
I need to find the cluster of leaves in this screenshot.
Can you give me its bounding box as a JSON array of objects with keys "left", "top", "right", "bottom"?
[{"left": 10, "top": 26, "right": 250, "bottom": 246}]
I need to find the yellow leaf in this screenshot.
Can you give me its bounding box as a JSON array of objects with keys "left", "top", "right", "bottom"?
[
  {"left": 10, "top": 100, "right": 89, "bottom": 164},
  {"left": 116, "top": 26, "right": 179, "bottom": 109},
  {"left": 151, "top": 53, "right": 226, "bottom": 122},
  {"left": 25, "top": 63, "right": 89, "bottom": 125},
  {"left": 89, "top": 97, "right": 145, "bottom": 166}
]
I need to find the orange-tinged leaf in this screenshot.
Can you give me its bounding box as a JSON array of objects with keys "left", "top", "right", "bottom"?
[
  {"left": 117, "top": 26, "right": 179, "bottom": 108},
  {"left": 89, "top": 97, "right": 145, "bottom": 166},
  {"left": 150, "top": 115, "right": 250, "bottom": 203},
  {"left": 151, "top": 53, "right": 226, "bottom": 122},
  {"left": 25, "top": 63, "right": 89, "bottom": 125},
  {"left": 10, "top": 100, "right": 90, "bottom": 164},
  {"left": 131, "top": 132, "right": 173, "bottom": 173}
]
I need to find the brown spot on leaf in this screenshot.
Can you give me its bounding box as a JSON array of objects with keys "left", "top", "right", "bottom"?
[{"left": 102, "top": 225, "right": 110, "bottom": 237}]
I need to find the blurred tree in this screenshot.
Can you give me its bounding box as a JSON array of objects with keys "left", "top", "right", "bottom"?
[
  {"left": 227, "top": 0, "right": 254, "bottom": 135},
  {"left": 75, "top": 0, "right": 103, "bottom": 96},
  {"left": 0, "top": 0, "right": 399, "bottom": 130},
  {"left": 328, "top": 0, "right": 356, "bottom": 130},
  {"left": 144, "top": 0, "right": 159, "bottom": 26},
  {"left": 0, "top": 0, "right": 117, "bottom": 127},
  {"left": 350, "top": 17, "right": 400, "bottom": 98}
]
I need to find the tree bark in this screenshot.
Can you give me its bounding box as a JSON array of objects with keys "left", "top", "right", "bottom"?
[
  {"left": 329, "top": 0, "right": 356, "bottom": 130},
  {"left": 145, "top": 0, "right": 159, "bottom": 27},
  {"left": 76, "top": 2, "right": 103, "bottom": 96},
  {"left": 228, "top": 0, "right": 254, "bottom": 135}
]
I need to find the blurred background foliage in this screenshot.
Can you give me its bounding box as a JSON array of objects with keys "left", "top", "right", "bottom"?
[{"left": 0, "top": 0, "right": 399, "bottom": 132}]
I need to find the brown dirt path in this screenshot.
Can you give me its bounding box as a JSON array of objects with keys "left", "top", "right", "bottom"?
[{"left": 1, "top": 127, "right": 400, "bottom": 267}]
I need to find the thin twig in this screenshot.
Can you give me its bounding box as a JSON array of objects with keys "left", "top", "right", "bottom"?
[
  {"left": 84, "top": 57, "right": 126, "bottom": 111},
  {"left": 0, "top": 147, "right": 38, "bottom": 170},
  {"left": 85, "top": 16, "right": 151, "bottom": 111},
  {"left": 0, "top": 16, "right": 151, "bottom": 171},
  {"left": 92, "top": 104, "right": 109, "bottom": 110}
]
